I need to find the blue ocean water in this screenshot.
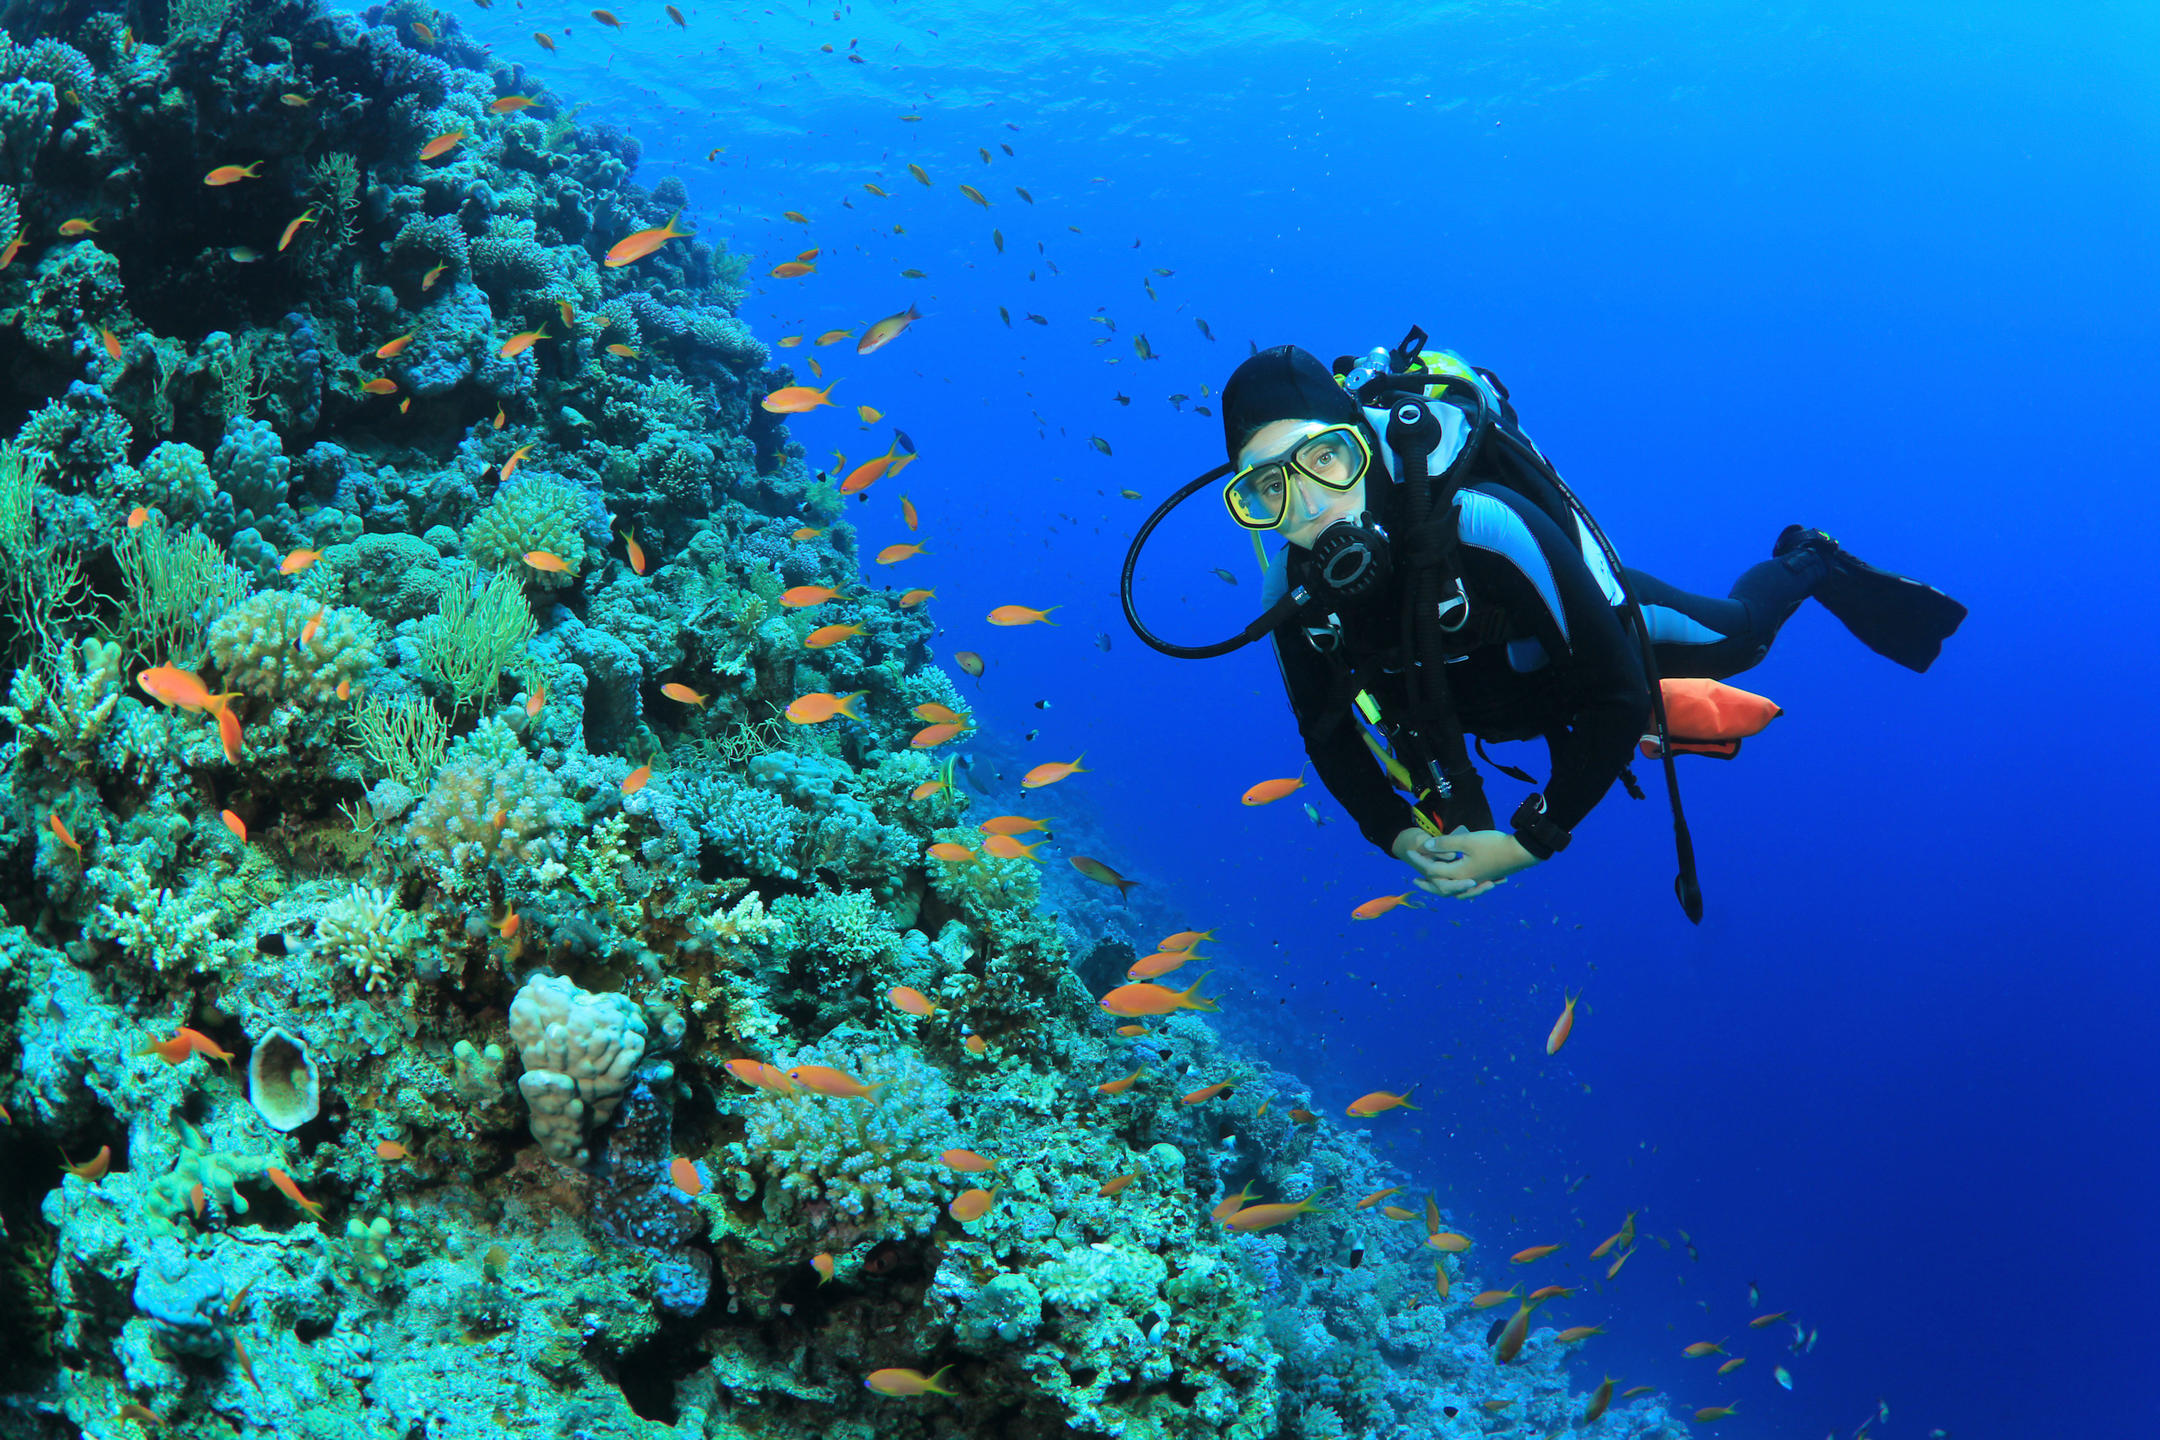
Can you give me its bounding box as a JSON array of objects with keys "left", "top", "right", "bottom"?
[{"left": 456, "top": 0, "right": 2160, "bottom": 1432}]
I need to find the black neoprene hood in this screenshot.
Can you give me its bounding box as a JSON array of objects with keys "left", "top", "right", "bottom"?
[{"left": 1221, "top": 345, "right": 1366, "bottom": 461}]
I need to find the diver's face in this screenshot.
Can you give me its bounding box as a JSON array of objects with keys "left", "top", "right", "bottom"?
[{"left": 1237, "top": 418, "right": 1368, "bottom": 549}]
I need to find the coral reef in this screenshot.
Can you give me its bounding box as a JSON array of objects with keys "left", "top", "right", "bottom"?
[{"left": 0, "top": 3, "right": 1682, "bottom": 1438}]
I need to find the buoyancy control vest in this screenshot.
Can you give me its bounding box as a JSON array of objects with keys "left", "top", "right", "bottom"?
[{"left": 1324, "top": 329, "right": 1707, "bottom": 921}]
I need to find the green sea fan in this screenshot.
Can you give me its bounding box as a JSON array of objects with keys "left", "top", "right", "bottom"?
[{"left": 413, "top": 569, "right": 537, "bottom": 713}]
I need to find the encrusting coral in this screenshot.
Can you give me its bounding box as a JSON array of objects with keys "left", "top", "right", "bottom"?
[{"left": 0, "top": 2, "right": 1684, "bottom": 1437}]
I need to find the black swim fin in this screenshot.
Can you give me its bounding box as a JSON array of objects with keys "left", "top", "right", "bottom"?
[{"left": 1775, "top": 526, "right": 1967, "bottom": 673}]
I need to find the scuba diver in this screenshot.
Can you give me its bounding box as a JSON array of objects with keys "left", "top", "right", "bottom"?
[{"left": 1119, "top": 332, "right": 1966, "bottom": 919}]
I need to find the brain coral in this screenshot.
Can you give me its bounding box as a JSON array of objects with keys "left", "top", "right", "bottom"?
[{"left": 206, "top": 591, "right": 377, "bottom": 703}]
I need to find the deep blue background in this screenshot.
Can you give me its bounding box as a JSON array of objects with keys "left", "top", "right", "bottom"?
[{"left": 457, "top": 0, "right": 2160, "bottom": 1431}]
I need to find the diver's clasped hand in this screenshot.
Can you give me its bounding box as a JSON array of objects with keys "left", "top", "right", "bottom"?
[{"left": 1392, "top": 826, "right": 1542, "bottom": 900}]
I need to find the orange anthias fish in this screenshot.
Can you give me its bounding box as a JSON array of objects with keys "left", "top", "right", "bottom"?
[
  {"left": 622, "top": 764, "right": 652, "bottom": 794},
  {"left": 769, "top": 261, "right": 816, "bottom": 279},
  {"left": 910, "top": 780, "right": 949, "bottom": 802},
  {"left": 669, "top": 1157, "right": 704, "bottom": 1196},
  {"left": 981, "top": 834, "right": 1041, "bottom": 861},
  {"left": 788, "top": 1065, "right": 887, "bottom": 1100},
  {"left": 857, "top": 404, "right": 883, "bottom": 423},
  {"left": 811, "top": 1253, "right": 835, "bottom": 1283},
  {"left": 220, "top": 808, "right": 247, "bottom": 841},
  {"left": 660, "top": 682, "right": 707, "bottom": 707},
  {"left": 265, "top": 1166, "right": 326, "bottom": 1221},
  {"left": 1098, "top": 1173, "right": 1136, "bottom": 1197},
  {"left": 523, "top": 550, "right": 571, "bottom": 574},
  {"left": 1354, "top": 1187, "right": 1401, "bottom": 1210},
  {"left": 1511, "top": 1244, "right": 1564, "bottom": 1265},
  {"left": 948, "top": 1188, "right": 998, "bottom": 1222},
  {"left": 61, "top": 1145, "right": 112, "bottom": 1181},
  {"left": 489, "top": 95, "right": 540, "bottom": 114},
  {"left": 1021, "top": 756, "right": 1087, "bottom": 789},
  {"left": 420, "top": 130, "right": 466, "bottom": 161},
  {"left": 101, "top": 327, "right": 123, "bottom": 361},
  {"left": 591, "top": 7, "right": 624, "bottom": 28},
  {"left": 1126, "top": 950, "right": 1192, "bottom": 981},
  {"left": 606, "top": 344, "right": 640, "bottom": 359},
  {"left": 974, "top": 812, "right": 1041, "bottom": 834},
  {"left": 909, "top": 723, "right": 964, "bottom": 749},
  {"left": 1071, "top": 863, "right": 1140, "bottom": 893},
  {"left": 1472, "top": 1286, "right": 1520, "bottom": 1309},
  {"left": 1351, "top": 893, "right": 1421, "bottom": 920},
  {"left": 900, "top": 494, "right": 920, "bottom": 531},
  {"left": 526, "top": 683, "right": 547, "bottom": 717},
  {"left": 898, "top": 588, "right": 936, "bottom": 608},
  {"left": 954, "top": 650, "right": 985, "bottom": 679},
  {"left": 1546, "top": 989, "right": 1581, "bottom": 1055},
  {"left": 722, "top": 1059, "right": 796, "bottom": 1094},
  {"left": 1210, "top": 1181, "right": 1259, "bottom": 1221},
  {"left": 814, "top": 329, "right": 852, "bottom": 346},
  {"left": 1242, "top": 774, "right": 1306, "bottom": 805},
  {"left": 375, "top": 331, "right": 415, "bottom": 359},
  {"left": 805, "top": 623, "right": 864, "bottom": 649},
  {"left": 940, "top": 1149, "right": 998, "bottom": 1173},
  {"left": 1096, "top": 1066, "right": 1146, "bottom": 1095},
  {"left": 762, "top": 383, "right": 838, "bottom": 415},
  {"left": 840, "top": 443, "right": 902, "bottom": 495},
  {"left": 927, "top": 842, "right": 976, "bottom": 864},
  {"left": 533, "top": 31, "right": 557, "bottom": 50},
  {"left": 617, "top": 529, "right": 648, "bottom": 574},
  {"left": 204, "top": 161, "right": 264, "bottom": 186},
  {"left": 889, "top": 986, "right": 936, "bottom": 1017},
  {"left": 375, "top": 1141, "right": 409, "bottom": 1161},
  {"left": 857, "top": 302, "right": 923, "bottom": 354},
  {"left": 666, "top": 3, "right": 686, "bottom": 25},
  {"left": 280, "top": 547, "right": 323, "bottom": 574},
  {"left": 501, "top": 443, "right": 536, "bottom": 479},
  {"left": 876, "top": 543, "right": 926, "bottom": 565},
  {"left": 866, "top": 1365, "right": 955, "bottom": 1397},
  {"left": 59, "top": 217, "right": 99, "bottom": 236},
  {"left": 605, "top": 211, "right": 694, "bottom": 268},
  {"left": 135, "top": 1026, "right": 235, "bottom": 1068},
  {"left": 1099, "top": 976, "right": 1215, "bottom": 1017},
  {"left": 791, "top": 526, "right": 825, "bottom": 541},
  {"left": 1180, "top": 1082, "right": 1232, "bottom": 1106},
  {"left": 1683, "top": 1339, "right": 1727, "bottom": 1358},
  {"left": 220, "top": 701, "right": 251, "bottom": 759},
  {"left": 780, "top": 585, "right": 839, "bottom": 608},
  {"left": 0, "top": 226, "right": 28, "bottom": 269},
  {"left": 1492, "top": 1301, "right": 1536, "bottom": 1364},
  {"left": 500, "top": 323, "right": 550, "bottom": 359},
  {"left": 126, "top": 506, "right": 151, "bottom": 529},
  {"left": 1694, "top": 1405, "right": 1738, "bottom": 1423},
  {"left": 361, "top": 377, "right": 399, "bottom": 395},
  {"left": 136, "top": 665, "right": 238, "bottom": 713},
  {"left": 986, "top": 604, "right": 1057, "bottom": 626},
  {"left": 49, "top": 813, "right": 83, "bottom": 855},
  {"left": 278, "top": 208, "right": 319, "bottom": 252},
  {"left": 1345, "top": 1087, "right": 1418, "bottom": 1117},
  {"left": 786, "top": 691, "right": 867, "bottom": 725},
  {"left": 1221, "top": 1195, "right": 1323, "bottom": 1233}
]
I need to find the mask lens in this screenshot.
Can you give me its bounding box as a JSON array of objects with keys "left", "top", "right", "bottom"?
[
  {"left": 1224, "top": 462, "right": 1291, "bottom": 528},
  {"left": 1294, "top": 429, "right": 1364, "bottom": 488}
]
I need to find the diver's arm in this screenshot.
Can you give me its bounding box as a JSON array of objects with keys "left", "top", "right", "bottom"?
[{"left": 1272, "top": 630, "right": 1415, "bottom": 853}]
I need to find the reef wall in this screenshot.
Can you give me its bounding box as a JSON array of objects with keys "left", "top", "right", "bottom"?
[{"left": 0, "top": 1, "right": 1686, "bottom": 1435}]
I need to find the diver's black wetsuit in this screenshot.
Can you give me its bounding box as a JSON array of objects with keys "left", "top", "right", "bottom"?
[{"left": 1268, "top": 482, "right": 1827, "bottom": 853}]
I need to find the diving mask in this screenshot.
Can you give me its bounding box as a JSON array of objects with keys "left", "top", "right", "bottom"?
[{"left": 1222, "top": 423, "right": 1373, "bottom": 530}]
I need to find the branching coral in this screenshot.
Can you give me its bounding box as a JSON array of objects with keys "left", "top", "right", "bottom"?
[
  {"left": 1, "top": 637, "right": 122, "bottom": 770},
  {"left": 315, "top": 883, "right": 417, "bottom": 993},
  {"left": 112, "top": 519, "right": 252, "bottom": 667},
  {"left": 206, "top": 591, "right": 377, "bottom": 703},
  {"left": 721, "top": 1041, "right": 958, "bottom": 1244},
  {"left": 405, "top": 718, "right": 568, "bottom": 885}
]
